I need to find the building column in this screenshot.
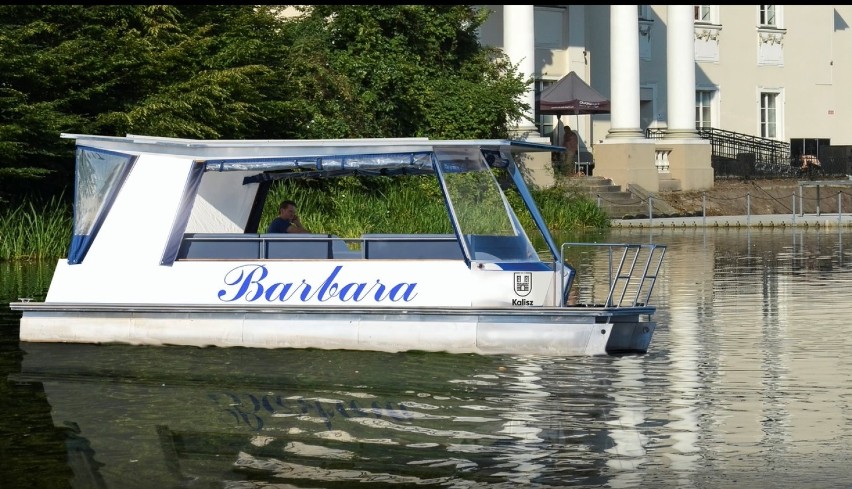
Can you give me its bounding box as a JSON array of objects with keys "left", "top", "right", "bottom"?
[
  {"left": 503, "top": 5, "right": 538, "bottom": 135},
  {"left": 658, "top": 4, "right": 713, "bottom": 191},
  {"left": 666, "top": 5, "right": 699, "bottom": 139},
  {"left": 607, "top": 5, "right": 643, "bottom": 138},
  {"left": 503, "top": 5, "right": 553, "bottom": 188},
  {"left": 595, "top": 5, "right": 658, "bottom": 191}
]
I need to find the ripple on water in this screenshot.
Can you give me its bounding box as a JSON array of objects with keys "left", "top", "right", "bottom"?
[{"left": 3, "top": 231, "right": 852, "bottom": 487}]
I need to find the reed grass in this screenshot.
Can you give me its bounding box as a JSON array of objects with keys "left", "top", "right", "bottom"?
[
  {"left": 265, "top": 175, "right": 608, "bottom": 237},
  {"left": 0, "top": 195, "right": 71, "bottom": 261},
  {"left": 0, "top": 177, "right": 606, "bottom": 261},
  {"left": 0, "top": 259, "right": 56, "bottom": 301},
  {"left": 512, "top": 180, "right": 611, "bottom": 231},
  {"left": 264, "top": 176, "right": 455, "bottom": 236}
]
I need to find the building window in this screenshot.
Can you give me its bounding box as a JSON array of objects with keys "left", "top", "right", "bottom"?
[
  {"left": 760, "top": 91, "right": 781, "bottom": 139},
  {"left": 534, "top": 7, "right": 565, "bottom": 49},
  {"left": 693, "top": 5, "right": 720, "bottom": 24},
  {"left": 756, "top": 6, "right": 784, "bottom": 64},
  {"left": 696, "top": 90, "right": 713, "bottom": 129},
  {"left": 694, "top": 5, "right": 711, "bottom": 23},
  {"left": 535, "top": 80, "right": 557, "bottom": 139},
  {"left": 759, "top": 5, "right": 777, "bottom": 27},
  {"left": 790, "top": 138, "right": 830, "bottom": 159}
]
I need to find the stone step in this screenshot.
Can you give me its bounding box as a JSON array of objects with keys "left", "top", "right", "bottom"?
[
  {"left": 577, "top": 176, "right": 625, "bottom": 194},
  {"left": 588, "top": 184, "right": 624, "bottom": 194},
  {"left": 568, "top": 176, "right": 645, "bottom": 218},
  {"left": 569, "top": 176, "right": 682, "bottom": 219}
]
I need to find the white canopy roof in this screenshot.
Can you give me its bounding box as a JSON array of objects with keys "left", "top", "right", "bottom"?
[{"left": 61, "top": 133, "right": 562, "bottom": 161}]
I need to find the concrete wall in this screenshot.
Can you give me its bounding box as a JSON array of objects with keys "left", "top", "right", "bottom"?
[
  {"left": 661, "top": 140, "right": 714, "bottom": 191},
  {"left": 586, "top": 5, "right": 852, "bottom": 146},
  {"left": 593, "top": 140, "right": 659, "bottom": 192}
]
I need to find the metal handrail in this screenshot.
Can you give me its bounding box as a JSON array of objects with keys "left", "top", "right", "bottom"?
[
  {"left": 646, "top": 127, "right": 795, "bottom": 178},
  {"left": 559, "top": 242, "right": 666, "bottom": 307}
]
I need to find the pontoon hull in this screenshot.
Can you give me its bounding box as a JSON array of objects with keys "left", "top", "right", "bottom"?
[
  {"left": 13, "top": 135, "right": 666, "bottom": 357},
  {"left": 13, "top": 303, "right": 656, "bottom": 356}
]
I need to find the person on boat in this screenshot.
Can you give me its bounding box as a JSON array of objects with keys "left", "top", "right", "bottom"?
[{"left": 267, "top": 200, "right": 311, "bottom": 233}]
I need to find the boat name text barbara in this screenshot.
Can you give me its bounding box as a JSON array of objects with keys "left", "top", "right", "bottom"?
[{"left": 218, "top": 264, "right": 419, "bottom": 303}]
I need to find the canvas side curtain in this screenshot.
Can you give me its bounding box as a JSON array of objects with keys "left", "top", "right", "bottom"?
[{"left": 67, "top": 147, "right": 137, "bottom": 265}]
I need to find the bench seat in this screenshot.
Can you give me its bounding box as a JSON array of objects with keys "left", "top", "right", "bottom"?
[
  {"left": 362, "top": 234, "right": 463, "bottom": 260},
  {"left": 178, "top": 233, "right": 343, "bottom": 260}
]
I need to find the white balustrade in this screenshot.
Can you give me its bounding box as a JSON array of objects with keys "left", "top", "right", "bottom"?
[{"left": 655, "top": 149, "right": 671, "bottom": 173}]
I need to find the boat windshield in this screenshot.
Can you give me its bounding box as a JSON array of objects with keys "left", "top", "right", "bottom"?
[{"left": 433, "top": 146, "right": 539, "bottom": 262}]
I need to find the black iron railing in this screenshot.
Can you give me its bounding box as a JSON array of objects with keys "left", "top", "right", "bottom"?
[
  {"left": 644, "top": 128, "right": 852, "bottom": 179},
  {"left": 646, "top": 128, "right": 852, "bottom": 179},
  {"left": 646, "top": 127, "right": 800, "bottom": 179}
]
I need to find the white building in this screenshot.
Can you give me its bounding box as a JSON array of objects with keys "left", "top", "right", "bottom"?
[{"left": 478, "top": 5, "right": 852, "bottom": 191}]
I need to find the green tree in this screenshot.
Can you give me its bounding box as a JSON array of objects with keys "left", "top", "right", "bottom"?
[
  {"left": 0, "top": 5, "right": 530, "bottom": 204},
  {"left": 285, "top": 5, "right": 529, "bottom": 139}
]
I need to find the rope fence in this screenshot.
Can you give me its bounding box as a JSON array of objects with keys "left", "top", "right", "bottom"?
[{"left": 594, "top": 182, "right": 852, "bottom": 223}]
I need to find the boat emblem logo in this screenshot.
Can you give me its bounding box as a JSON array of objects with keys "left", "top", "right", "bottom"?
[{"left": 513, "top": 272, "right": 532, "bottom": 297}]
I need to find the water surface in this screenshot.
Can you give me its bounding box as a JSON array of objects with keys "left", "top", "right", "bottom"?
[{"left": 2, "top": 228, "right": 852, "bottom": 488}]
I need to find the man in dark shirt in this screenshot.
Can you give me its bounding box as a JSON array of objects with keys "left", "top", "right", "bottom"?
[{"left": 267, "top": 200, "right": 310, "bottom": 233}]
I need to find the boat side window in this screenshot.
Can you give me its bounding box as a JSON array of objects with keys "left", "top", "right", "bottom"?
[{"left": 433, "top": 147, "right": 539, "bottom": 261}]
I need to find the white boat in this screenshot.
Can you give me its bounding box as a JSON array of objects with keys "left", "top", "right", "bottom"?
[{"left": 10, "top": 134, "right": 666, "bottom": 355}]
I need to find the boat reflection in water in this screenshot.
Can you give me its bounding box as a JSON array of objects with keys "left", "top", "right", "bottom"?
[{"left": 17, "top": 341, "right": 649, "bottom": 488}]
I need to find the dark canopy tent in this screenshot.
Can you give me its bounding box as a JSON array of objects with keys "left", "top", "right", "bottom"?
[{"left": 537, "top": 71, "right": 610, "bottom": 171}]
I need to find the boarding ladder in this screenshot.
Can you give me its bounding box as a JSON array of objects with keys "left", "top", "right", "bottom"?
[{"left": 559, "top": 242, "right": 666, "bottom": 307}]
